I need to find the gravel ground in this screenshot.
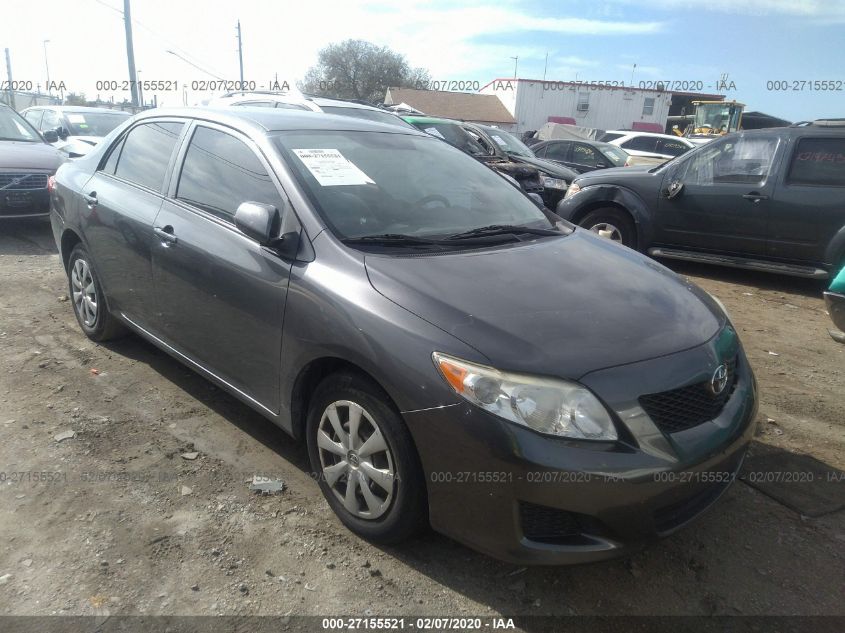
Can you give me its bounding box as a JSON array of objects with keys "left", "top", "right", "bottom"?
[{"left": 0, "top": 218, "right": 842, "bottom": 620}]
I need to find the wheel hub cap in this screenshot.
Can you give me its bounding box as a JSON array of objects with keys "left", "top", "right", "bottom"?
[
  {"left": 71, "top": 259, "right": 98, "bottom": 328},
  {"left": 317, "top": 400, "right": 395, "bottom": 520},
  {"left": 590, "top": 222, "right": 623, "bottom": 242}
]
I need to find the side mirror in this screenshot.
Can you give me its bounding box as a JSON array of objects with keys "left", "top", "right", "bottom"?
[
  {"left": 57, "top": 127, "right": 69, "bottom": 140},
  {"left": 234, "top": 201, "right": 280, "bottom": 246},
  {"left": 663, "top": 180, "right": 684, "bottom": 199},
  {"left": 42, "top": 129, "right": 59, "bottom": 143}
]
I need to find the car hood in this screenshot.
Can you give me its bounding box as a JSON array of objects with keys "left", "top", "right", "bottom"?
[
  {"left": 365, "top": 230, "right": 724, "bottom": 379},
  {"left": 507, "top": 154, "right": 577, "bottom": 180},
  {"left": 0, "top": 141, "right": 65, "bottom": 170}
]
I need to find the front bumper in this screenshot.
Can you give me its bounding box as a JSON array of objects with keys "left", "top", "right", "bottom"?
[
  {"left": 0, "top": 187, "right": 50, "bottom": 219},
  {"left": 404, "top": 336, "right": 758, "bottom": 565}
]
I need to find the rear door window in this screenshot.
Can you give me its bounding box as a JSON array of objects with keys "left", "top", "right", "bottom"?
[
  {"left": 113, "top": 121, "right": 185, "bottom": 192},
  {"left": 657, "top": 138, "right": 690, "bottom": 157},
  {"left": 175, "top": 126, "right": 283, "bottom": 221},
  {"left": 621, "top": 136, "right": 659, "bottom": 153},
  {"left": 787, "top": 138, "right": 845, "bottom": 187},
  {"left": 543, "top": 142, "right": 570, "bottom": 161}
]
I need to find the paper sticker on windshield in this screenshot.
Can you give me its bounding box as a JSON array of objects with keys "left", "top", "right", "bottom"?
[
  {"left": 67, "top": 114, "right": 86, "bottom": 123},
  {"left": 292, "top": 149, "right": 375, "bottom": 186},
  {"left": 491, "top": 135, "right": 507, "bottom": 146},
  {"left": 424, "top": 127, "right": 445, "bottom": 139}
]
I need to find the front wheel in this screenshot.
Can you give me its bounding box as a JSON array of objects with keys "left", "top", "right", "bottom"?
[
  {"left": 306, "top": 372, "right": 427, "bottom": 544},
  {"left": 578, "top": 207, "right": 637, "bottom": 249}
]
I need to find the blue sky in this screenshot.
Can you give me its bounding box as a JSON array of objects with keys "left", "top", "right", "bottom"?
[{"left": 2, "top": 0, "right": 844, "bottom": 120}]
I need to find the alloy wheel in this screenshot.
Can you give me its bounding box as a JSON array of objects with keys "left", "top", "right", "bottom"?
[
  {"left": 71, "top": 258, "right": 98, "bottom": 327},
  {"left": 317, "top": 400, "right": 395, "bottom": 520}
]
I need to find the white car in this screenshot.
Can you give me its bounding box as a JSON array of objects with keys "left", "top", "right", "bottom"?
[
  {"left": 599, "top": 130, "right": 694, "bottom": 165},
  {"left": 21, "top": 106, "right": 131, "bottom": 157},
  {"left": 207, "top": 91, "right": 415, "bottom": 129}
]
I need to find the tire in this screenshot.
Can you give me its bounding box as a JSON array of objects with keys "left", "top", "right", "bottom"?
[
  {"left": 67, "top": 244, "right": 127, "bottom": 342},
  {"left": 306, "top": 372, "right": 427, "bottom": 544},
  {"left": 578, "top": 207, "right": 637, "bottom": 249}
]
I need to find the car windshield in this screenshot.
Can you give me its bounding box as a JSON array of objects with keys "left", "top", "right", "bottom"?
[
  {"left": 320, "top": 105, "right": 414, "bottom": 129},
  {"left": 275, "top": 130, "right": 554, "bottom": 242},
  {"left": 0, "top": 108, "right": 41, "bottom": 142},
  {"left": 63, "top": 111, "right": 129, "bottom": 136},
  {"left": 602, "top": 146, "right": 628, "bottom": 166},
  {"left": 479, "top": 127, "right": 535, "bottom": 158},
  {"left": 406, "top": 121, "right": 489, "bottom": 157}
]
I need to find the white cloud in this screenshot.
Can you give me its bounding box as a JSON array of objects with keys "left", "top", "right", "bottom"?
[{"left": 605, "top": 0, "right": 845, "bottom": 19}]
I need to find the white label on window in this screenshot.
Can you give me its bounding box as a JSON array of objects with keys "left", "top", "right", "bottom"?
[
  {"left": 67, "top": 114, "right": 86, "bottom": 123},
  {"left": 291, "top": 149, "right": 375, "bottom": 187},
  {"left": 424, "top": 127, "right": 445, "bottom": 139},
  {"left": 491, "top": 135, "right": 507, "bottom": 146}
]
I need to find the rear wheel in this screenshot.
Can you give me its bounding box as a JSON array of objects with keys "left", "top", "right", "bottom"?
[
  {"left": 578, "top": 207, "right": 637, "bottom": 248},
  {"left": 306, "top": 372, "right": 427, "bottom": 544},
  {"left": 67, "top": 244, "right": 127, "bottom": 342}
]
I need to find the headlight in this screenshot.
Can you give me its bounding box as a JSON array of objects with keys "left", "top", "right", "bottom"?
[
  {"left": 432, "top": 352, "right": 617, "bottom": 440},
  {"left": 563, "top": 182, "right": 581, "bottom": 200},
  {"left": 541, "top": 176, "right": 568, "bottom": 190}
]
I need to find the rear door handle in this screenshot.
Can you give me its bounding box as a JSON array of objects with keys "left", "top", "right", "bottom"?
[
  {"left": 83, "top": 192, "right": 97, "bottom": 207},
  {"left": 742, "top": 192, "right": 769, "bottom": 202},
  {"left": 153, "top": 225, "right": 178, "bottom": 245}
]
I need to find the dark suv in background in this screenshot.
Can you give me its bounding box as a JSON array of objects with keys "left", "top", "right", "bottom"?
[{"left": 558, "top": 120, "right": 845, "bottom": 278}]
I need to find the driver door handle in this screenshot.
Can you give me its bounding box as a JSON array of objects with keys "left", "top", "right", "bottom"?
[
  {"left": 154, "top": 225, "right": 178, "bottom": 245},
  {"left": 742, "top": 192, "right": 769, "bottom": 202},
  {"left": 83, "top": 192, "right": 97, "bottom": 207}
]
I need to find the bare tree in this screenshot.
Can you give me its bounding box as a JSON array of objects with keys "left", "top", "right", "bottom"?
[{"left": 300, "top": 40, "right": 430, "bottom": 103}]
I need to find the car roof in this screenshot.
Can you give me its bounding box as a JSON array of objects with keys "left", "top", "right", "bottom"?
[
  {"left": 214, "top": 92, "right": 389, "bottom": 113},
  {"left": 23, "top": 105, "right": 130, "bottom": 115},
  {"left": 135, "top": 107, "right": 428, "bottom": 136}
]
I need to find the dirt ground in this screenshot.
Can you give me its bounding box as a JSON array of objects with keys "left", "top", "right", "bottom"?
[{"left": 0, "top": 218, "right": 843, "bottom": 621}]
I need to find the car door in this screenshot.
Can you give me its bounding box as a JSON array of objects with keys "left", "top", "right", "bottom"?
[
  {"left": 81, "top": 119, "right": 186, "bottom": 327},
  {"left": 768, "top": 135, "right": 845, "bottom": 263},
  {"left": 655, "top": 133, "right": 782, "bottom": 255},
  {"left": 151, "top": 122, "right": 295, "bottom": 415}
]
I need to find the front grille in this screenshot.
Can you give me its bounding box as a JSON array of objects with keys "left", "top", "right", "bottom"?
[
  {"left": 519, "top": 501, "right": 608, "bottom": 544},
  {"left": 639, "top": 357, "right": 738, "bottom": 434},
  {"left": 0, "top": 173, "right": 49, "bottom": 190}
]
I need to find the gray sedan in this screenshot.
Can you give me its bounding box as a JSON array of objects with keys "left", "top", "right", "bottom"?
[{"left": 50, "top": 107, "right": 757, "bottom": 564}]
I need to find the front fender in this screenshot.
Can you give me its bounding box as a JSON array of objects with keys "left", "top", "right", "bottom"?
[{"left": 556, "top": 184, "right": 656, "bottom": 247}]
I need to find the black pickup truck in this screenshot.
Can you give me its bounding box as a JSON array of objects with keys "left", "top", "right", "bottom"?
[{"left": 557, "top": 120, "right": 845, "bottom": 279}]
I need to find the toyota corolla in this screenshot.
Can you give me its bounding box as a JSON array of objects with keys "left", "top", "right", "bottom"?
[{"left": 50, "top": 107, "right": 758, "bottom": 564}]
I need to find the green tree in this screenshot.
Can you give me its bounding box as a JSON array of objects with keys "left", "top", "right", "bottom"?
[
  {"left": 64, "top": 93, "right": 88, "bottom": 106},
  {"left": 299, "top": 39, "right": 430, "bottom": 103}
]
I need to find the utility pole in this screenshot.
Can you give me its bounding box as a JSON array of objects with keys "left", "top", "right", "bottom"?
[
  {"left": 4, "top": 48, "right": 14, "bottom": 109},
  {"left": 236, "top": 20, "right": 244, "bottom": 87},
  {"left": 123, "top": 0, "right": 139, "bottom": 107},
  {"left": 542, "top": 52, "right": 548, "bottom": 81},
  {"left": 43, "top": 40, "right": 51, "bottom": 96},
  {"left": 510, "top": 55, "right": 518, "bottom": 79},
  {"left": 137, "top": 69, "right": 143, "bottom": 108}
]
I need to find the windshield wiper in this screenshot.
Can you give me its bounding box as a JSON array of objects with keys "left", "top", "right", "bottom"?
[
  {"left": 445, "top": 224, "right": 561, "bottom": 241},
  {"left": 341, "top": 233, "right": 449, "bottom": 246}
]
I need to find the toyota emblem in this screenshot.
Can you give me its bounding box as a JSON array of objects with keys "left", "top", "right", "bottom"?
[{"left": 710, "top": 364, "right": 729, "bottom": 395}]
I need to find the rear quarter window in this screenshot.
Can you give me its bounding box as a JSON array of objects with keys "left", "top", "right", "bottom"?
[{"left": 787, "top": 138, "right": 845, "bottom": 186}]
